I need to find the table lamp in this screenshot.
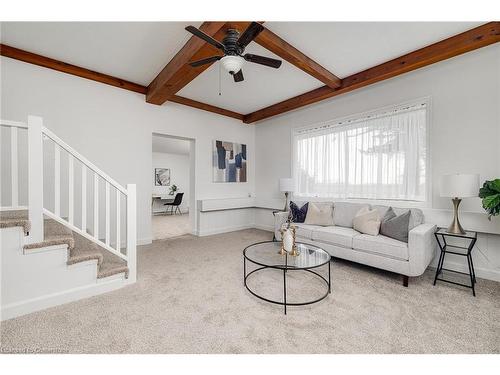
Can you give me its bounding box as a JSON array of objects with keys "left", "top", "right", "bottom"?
[
  {"left": 279, "top": 178, "right": 294, "bottom": 211},
  {"left": 440, "top": 173, "right": 479, "bottom": 234}
]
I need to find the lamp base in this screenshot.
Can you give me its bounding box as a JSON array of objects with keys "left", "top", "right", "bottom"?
[
  {"left": 283, "top": 192, "right": 289, "bottom": 212},
  {"left": 447, "top": 198, "right": 466, "bottom": 235}
]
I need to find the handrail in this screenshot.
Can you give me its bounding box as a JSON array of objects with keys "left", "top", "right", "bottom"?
[
  {"left": 42, "top": 126, "right": 128, "bottom": 196},
  {"left": 1, "top": 120, "right": 28, "bottom": 129}
]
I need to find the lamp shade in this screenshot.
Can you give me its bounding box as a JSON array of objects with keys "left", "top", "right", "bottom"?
[
  {"left": 440, "top": 173, "right": 479, "bottom": 198},
  {"left": 279, "top": 178, "right": 294, "bottom": 193},
  {"left": 220, "top": 55, "right": 244, "bottom": 74}
]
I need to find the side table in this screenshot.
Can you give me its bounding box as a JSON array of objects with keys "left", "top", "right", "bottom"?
[{"left": 433, "top": 228, "right": 478, "bottom": 296}]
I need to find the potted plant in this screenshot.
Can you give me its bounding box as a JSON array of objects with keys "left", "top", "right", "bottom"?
[
  {"left": 169, "top": 184, "right": 178, "bottom": 196},
  {"left": 479, "top": 179, "right": 500, "bottom": 220}
]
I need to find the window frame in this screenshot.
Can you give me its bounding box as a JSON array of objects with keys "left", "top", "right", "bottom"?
[{"left": 290, "top": 97, "right": 432, "bottom": 208}]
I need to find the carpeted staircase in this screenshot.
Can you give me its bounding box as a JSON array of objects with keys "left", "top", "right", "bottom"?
[{"left": 1, "top": 210, "right": 128, "bottom": 279}]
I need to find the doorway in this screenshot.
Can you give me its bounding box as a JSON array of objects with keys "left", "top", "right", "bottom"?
[{"left": 151, "top": 133, "right": 195, "bottom": 240}]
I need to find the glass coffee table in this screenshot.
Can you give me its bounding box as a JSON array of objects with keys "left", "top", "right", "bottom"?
[{"left": 243, "top": 241, "right": 331, "bottom": 314}]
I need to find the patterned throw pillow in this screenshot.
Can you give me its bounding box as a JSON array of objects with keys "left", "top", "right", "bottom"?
[
  {"left": 380, "top": 207, "right": 411, "bottom": 242},
  {"left": 289, "top": 201, "right": 308, "bottom": 223}
]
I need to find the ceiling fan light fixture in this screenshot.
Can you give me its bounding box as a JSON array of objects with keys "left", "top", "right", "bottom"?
[{"left": 220, "top": 55, "right": 244, "bottom": 74}]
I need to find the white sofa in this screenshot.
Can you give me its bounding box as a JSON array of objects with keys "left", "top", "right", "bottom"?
[{"left": 274, "top": 202, "right": 437, "bottom": 286}]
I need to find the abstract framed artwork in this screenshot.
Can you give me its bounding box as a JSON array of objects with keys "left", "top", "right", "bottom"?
[
  {"left": 213, "top": 140, "right": 247, "bottom": 183},
  {"left": 155, "top": 168, "right": 170, "bottom": 186}
]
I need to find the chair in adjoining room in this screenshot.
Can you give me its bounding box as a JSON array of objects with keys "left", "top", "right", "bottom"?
[{"left": 164, "top": 193, "right": 184, "bottom": 215}]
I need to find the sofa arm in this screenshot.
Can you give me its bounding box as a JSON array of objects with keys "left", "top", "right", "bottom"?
[
  {"left": 274, "top": 211, "right": 289, "bottom": 240},
  {"left": 408, "top": 223, "right": 437, "bottom": 276}
]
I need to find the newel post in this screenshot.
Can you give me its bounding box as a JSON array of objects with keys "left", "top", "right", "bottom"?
[
  {"left": 126, "top": 184, "right": 137, "bottom": 283},
  {"left": 27, "top": 115, "right": 44, "bottom": 244}
]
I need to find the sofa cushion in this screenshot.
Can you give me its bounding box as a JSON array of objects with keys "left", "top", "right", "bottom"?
[
  {"left": 311, "top": 226, "right": 360, "bottom": 248},
  {"left": 289, "top": 201, "right": 308, "bottom": 223},
  {"left": 371, "top": 205, "right": 424, "bottom": 230},
  {"left": 281, "top": 223, "right": 322, "bottom": 240},
  {"left": 353, "top": 206, "right": 381, "bottom": 236},
  {"left": 333, "top": 202, "right": 370, "bottom": 228},
  {"left": 352, "top": 234, "right": 409, "bottom": 260},
  {"left": 304, "top": 202, "right": 334, "bottom": 226},
  {"left": 380, "top": 208, "right": 411, "bottom": 243}
]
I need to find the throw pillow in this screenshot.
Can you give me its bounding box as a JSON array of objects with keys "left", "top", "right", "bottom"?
[
  {"left": 304, "top": 202, "right": 334, "bottom": 226},
  {"left": 353, "top": 207, "right": 381, "bottom": 236},
  {"left": 380, "top": 207, "right": 411, "bottom": 242},
  {"left": 289, "top": 201, "right": 308, "bottom": 223}
]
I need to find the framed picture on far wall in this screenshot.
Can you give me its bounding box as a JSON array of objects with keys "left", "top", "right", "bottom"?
[
  {"left": 213, "top": 140, "right": 247, "bottom": 183},
  {"left": 155, "top": 168, "right": 170, "bottom": 186}
]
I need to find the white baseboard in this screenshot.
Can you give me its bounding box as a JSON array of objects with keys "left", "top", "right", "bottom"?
[
  {"left": 137, "top": 237, "right": 152, "bottom": 246},
  {"left": 429, "top": 259, "right": 500, "bottom": 283},
  {"left": 1, "top": 277, "right": 130, "bottom": 321},
  {"left": 197, "top": 224, "right": 256, "bottom": 237},
  {"left": 253, "top": 223, "right": 274, "bottom": 232}
]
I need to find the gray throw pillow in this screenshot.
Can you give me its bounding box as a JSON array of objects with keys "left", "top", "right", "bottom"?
[{"left": 380, "top": 207, "right": 410, "bottom": 243}]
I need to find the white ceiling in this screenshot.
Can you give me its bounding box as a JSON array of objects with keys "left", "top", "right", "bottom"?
[
  {"left": 264, "top": 22, "right": 482, "bottom": 78},
  {"left": 1, "top": 22, "right": 482, "bottom": 114},
  {"left": 152, "top": 135, "right": 190, "bottom": 155},
  {"left": 1, "top": 22, "right": 198, "bottom": 85}
]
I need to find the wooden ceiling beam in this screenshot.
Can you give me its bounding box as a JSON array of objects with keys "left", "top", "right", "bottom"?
[
  {"left": 0, "top": 43, "right": 148, "bottom": 94},
  {"left": 146, "top": 22, "right": 252, "bottom": 105},
  {"left": 168, "top": 96, "right": 243, "bottom": 120},
  {"left": 243, "top": 22, "right": 500, "bottom": 124},
  {"left": 254, "top": 27, "right": 341, "bottom": 88},
  {"left": 0, "top": 43, "right": 244, "bottom": 121}
]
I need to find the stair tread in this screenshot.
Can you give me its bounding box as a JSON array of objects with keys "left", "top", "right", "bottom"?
[
  {"left": 98, "top": 263, "right": 129, "bottom": 279},
  {"left": 0, "top": 210, "right": 30, "bottom": 235},
  {"left": 70, "top": 231, "right": 128, "bottom": 277},
  {"left": 24, "top": 234, "right": 75, "bottom": 250}
]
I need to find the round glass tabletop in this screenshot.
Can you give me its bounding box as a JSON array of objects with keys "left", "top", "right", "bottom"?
[{"left": 243, "top": 241, "right": 330, "bottom": 270}]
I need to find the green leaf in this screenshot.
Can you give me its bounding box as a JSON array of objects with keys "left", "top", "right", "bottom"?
[
  {"left": 490, "top": 179, "right": 500, "bottom": 193},
  {"left": 482, "top": 194, "right": 500, "bottom": 209},
  {"left": 479, "top": 179, "right": 500, "bottom": 218}
]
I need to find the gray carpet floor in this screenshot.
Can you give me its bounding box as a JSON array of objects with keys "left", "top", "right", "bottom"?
[{"left": 1, "top": 229, "right": 499, "bottom": 354}]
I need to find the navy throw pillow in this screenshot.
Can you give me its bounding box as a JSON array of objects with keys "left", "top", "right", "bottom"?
[{"left": 290, "top": 201, "right": 308, "bottom": 223}]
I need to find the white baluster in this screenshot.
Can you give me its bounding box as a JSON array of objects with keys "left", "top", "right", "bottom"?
[
  {"left": 105, "top": 181, "right": 110, "bottom": 246},
  {"left": 54, "top": 143, "right": 60, "bottom": 216},
  {"left": 126, "top": 184, "right": 137, "bottom": 283},
  {"left": 68, "top": 154, "right": 74, "bottom": 225},
  {"left": 10, "top": 127, "right": 18, "bottom": 207},
  {"left": 94, "top": 173, "right": 99, "bottom": 239},
  {"left": 81, "top": 165, "right": 87, "bottom": 232},
  {"left": 116, "top": 190, "right": 121, "bottom": 251}
]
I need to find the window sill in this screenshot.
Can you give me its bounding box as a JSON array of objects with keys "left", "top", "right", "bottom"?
[{"left": 292, "top": 195, "right": 429, "bottom": 209}]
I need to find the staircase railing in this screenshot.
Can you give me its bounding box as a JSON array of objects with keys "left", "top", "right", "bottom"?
[{"left": 1, "top": 116, "right": 137, "bottom": 282}]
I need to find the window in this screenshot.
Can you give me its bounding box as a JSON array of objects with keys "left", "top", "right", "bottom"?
[{"left": 293, "top": 101, "right": 427, "bottom": 202}]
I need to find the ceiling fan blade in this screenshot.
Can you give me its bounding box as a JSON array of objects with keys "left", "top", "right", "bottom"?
[
  {"left": 243, "top": 54, "right": 282, "bottom": 69},
  {"left": 233, "top": 70, "right": 244, "bottom": 82},
  {"left": 189, "top": 55, "right": 222, "bottom": 67},
  {"left": 237, "top": 22, "right": 264, "bottom": 48},
  {"left": 185, "top": 25, "right": 225, "bottom": 51}
]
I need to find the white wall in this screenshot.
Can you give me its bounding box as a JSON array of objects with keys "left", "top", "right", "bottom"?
[
  {"left": 152, "top": 151, "right": 190, "bottom": 213},
  {"left": 254, "top": 43, "right": 500, "bottom": 281},
  {"left": 1, "top": 57, "right": 255, "bottom": 244}
]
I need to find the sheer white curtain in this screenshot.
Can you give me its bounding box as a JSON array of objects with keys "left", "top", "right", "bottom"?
[{"left": 294, "top": 103, "right": 427, "bottom": 201}]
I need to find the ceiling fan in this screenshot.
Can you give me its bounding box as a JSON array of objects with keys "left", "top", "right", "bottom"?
[{"left": 185, "top": 22, "right": 282, "bottom": 82}]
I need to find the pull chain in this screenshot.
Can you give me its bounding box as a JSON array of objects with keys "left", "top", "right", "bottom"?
[{"left": 218, "top": 62, "right": 222, "bottom": 96}]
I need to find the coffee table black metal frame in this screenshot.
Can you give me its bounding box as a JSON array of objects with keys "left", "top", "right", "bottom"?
[
  {"left": 433, "top": 228, "right": 478, "bottom": 296},
  {"left": 243, "top": 241, "right": 331, "bottom": 314}
]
